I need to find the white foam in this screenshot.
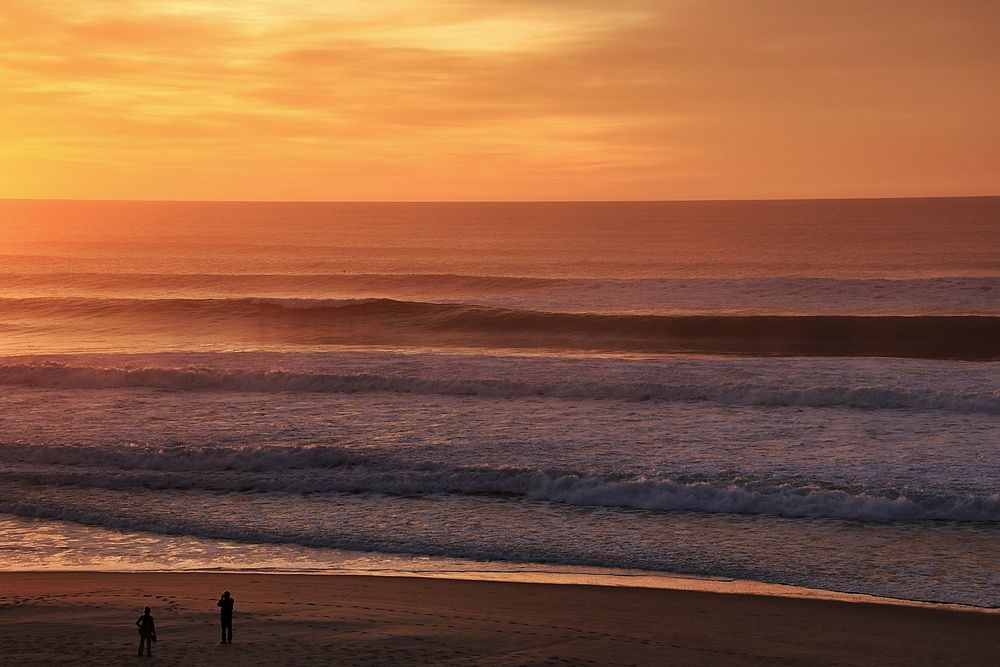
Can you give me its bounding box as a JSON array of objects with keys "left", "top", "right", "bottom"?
[
  {"left": 1, "top": 362, "right": 999, "bottom": 413},
  {"left": 2, "top": 444, "right": 997, "bottom": 523}
]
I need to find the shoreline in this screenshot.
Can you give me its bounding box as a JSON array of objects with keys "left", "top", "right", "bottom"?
[
  {"left": 2, "top": 565, "right": 996, "bottom": 615},
  {"left": 3, "top": 512, "right": 993, "bottom": 612},
  {"left": 1, "top": 571, "right": 997, "bottom": 666}
]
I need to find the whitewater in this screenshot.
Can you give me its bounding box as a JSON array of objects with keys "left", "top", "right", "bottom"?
[{"left": 0, "top": 198, "right": 997, "bottom": 607}]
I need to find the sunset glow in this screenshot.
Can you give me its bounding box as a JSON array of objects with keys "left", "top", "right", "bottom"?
[
  {"left": 2, "top": 3, "right": 1000, "bottom": 660},
  {"left": 2, "top": 0, "right": 998, "bottom": 200}
]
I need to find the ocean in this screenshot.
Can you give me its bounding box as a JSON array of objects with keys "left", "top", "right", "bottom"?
[{"left": 0, "top": 198, "right": 997, "bottom": 607}]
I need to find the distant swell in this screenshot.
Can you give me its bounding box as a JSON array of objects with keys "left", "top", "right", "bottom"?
[
  {"left": 0, "top": 361, "right": 998, "bottom": 414},
  {"left": 2, "top": 297, "right": 1000, "bottom": 359},
  {"left": 1, "top": 444, "right": 997, "bottom": 523},
  {"left": 0, "top": 272, "right": 556, "bottom": 293}
]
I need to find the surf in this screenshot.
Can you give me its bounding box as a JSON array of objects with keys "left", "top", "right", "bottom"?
[
  {"left": 2, "top": 360, "right": 999, "bottom": 414},
  {"left": 2, "top": 296, "right": 1000, "bottom": 359},
  {"left": 2, "top": 443, "right": 997, "bottom": 523}
]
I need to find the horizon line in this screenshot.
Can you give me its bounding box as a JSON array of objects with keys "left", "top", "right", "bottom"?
[{"left": 3, "top": 194, "right": 999, "bottom": 205}]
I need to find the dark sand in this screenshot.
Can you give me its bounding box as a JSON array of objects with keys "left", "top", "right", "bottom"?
[{"left": 0, "top": 572, "right": 996, "bottom": 666}]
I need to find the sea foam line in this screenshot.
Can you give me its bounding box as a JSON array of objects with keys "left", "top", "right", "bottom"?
[
  {"left": 2, "top": 444, "right": 997, "bottom": 523},
  {"left": 0, "top": 362, "right": 998, "bottom": 413}
]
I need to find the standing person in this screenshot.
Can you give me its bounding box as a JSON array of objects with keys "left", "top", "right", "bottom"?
[
  {"left": 135, "top": 606, "right": 156, "bottom": 657},
  {"left": 217, "top": 591, "right": 234, "bottom": 644}
]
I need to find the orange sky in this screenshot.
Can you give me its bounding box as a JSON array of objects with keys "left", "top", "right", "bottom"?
[{"left": 1, "top": 1, "right": 998, "bottom": 201}]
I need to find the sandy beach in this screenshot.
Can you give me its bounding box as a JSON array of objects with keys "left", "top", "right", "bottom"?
[{"left": 0, "top": 572, "right": 996, "bottom": 666}]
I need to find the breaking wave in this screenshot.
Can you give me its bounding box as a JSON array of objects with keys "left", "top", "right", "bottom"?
[
  {"left": 1, "top": 361, "right": 998, "bottom": 413},
  {"left": 2, "top": 296, "right": 1000, "bottom": 358},
  {"left": 1, "top": 443, "right": 997, "bottom": 523},
  {"left": 3, "top": 273, "right": 1000, "bottom": 315}
]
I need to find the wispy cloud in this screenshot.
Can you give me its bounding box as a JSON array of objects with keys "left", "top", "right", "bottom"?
[{"left": 1, "top": 0, "right": 997, "bottom": 199}]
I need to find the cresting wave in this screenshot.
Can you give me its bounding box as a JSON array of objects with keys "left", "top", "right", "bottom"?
[
  {"left": 1, "top": 361, "right": 999, "bottom": 414},
  {"left": 1, "top": 443, "right": 997, "bottom": 523},
  {"left": 2, "top": 296, "right": 1000, "bottom": 359},
  {"left": 2, "top": 272, "right": 999, "bottom": 301}
]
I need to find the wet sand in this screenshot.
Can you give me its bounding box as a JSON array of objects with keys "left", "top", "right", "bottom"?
[{"left": 0, "top": 572, "right": 996, "bottom": 666}]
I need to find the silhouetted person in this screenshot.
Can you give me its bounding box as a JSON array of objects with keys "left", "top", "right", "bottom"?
[
  {"left": 218, "top": 591, "right": 234, "bottom": 644},
  {"left": 136, "top": 606, "right": 156, "bottom": 657}
]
